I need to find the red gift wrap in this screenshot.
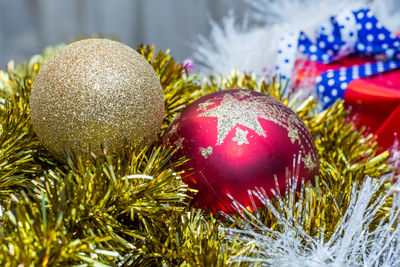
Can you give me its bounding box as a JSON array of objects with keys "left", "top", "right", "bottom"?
[{"left": 295, "top": 56, "right": 400, "bottom": 150}]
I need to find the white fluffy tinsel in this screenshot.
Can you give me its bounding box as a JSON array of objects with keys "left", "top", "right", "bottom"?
[
  {"left": 193, "top": 0, "right": 400, "bottom": 78},
  {"left": 193, "top": 11, "right": 279, "bottom": 77},
  {"left": 246, "top": 0, "right": 367, "bottom": 35},
  {"left": 223, "top": 176, "right": 400, "bottom": 266}
]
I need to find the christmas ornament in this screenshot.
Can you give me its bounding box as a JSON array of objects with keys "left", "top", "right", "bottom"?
[
  {"left": 30, "top": 39, "right": 164, "bottom": 162},
  {"left": 165, "top": 89, "right": 319, "bottom": 213}
]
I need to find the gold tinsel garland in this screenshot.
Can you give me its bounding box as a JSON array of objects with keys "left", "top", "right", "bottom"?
[{"left": 0, "top": 43, "right": 394, "bottom": 266}]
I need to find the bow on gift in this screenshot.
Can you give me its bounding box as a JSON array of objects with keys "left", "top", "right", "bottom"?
[
  {"left": 276, "top": 7, "right": 400, "bottom": 150},
  {"left": 276, "top": 8, "right": 400, "bottom": 108}
]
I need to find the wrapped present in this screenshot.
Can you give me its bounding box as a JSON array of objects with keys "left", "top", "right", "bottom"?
[
  {"left": 295, "top": 56, "right": 400, "bottom": 150},
  {"left": 275, "top": 8, "right": 400, "bottom": 150}
]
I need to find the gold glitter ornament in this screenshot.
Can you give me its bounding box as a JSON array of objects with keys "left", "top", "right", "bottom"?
[{"left": 30, "top": 39, "right": 164, "bottom": 161}]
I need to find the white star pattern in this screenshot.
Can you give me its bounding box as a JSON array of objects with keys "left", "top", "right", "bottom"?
[
  {"left": 199, "top": 146, "right": 213, "bottom": 159},
  {"left": 232, "top": 128, "right": 249, "bottom": 145},
  {"left": 197, "top": 100, "right": 215, "bottom": 112},
  {"left": 234, "top": 90, "right": 252, "bottom": 99},
  {"left": 198, "top": 94, "right": 267, "bottom": 145}
]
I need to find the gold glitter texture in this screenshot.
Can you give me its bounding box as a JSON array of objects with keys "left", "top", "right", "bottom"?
[
  {"left": 174, "top": 137, "right": 184, "bottom": 149},
  {"left": 169, "top": 122, "right": 180, "bottom": 135},
  {"left": 302, "top": 152, "right": 317, "bottom": 171},
  {"left": 30, "top": 39, "right": 164, "bottom": 162}
]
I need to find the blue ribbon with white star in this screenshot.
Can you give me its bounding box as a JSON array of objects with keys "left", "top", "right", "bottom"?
[{"left": 276, "top": 8, "right": 400, "bottom": 108}]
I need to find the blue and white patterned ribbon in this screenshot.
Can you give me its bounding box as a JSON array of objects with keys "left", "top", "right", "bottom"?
[{"left": 276, "top": 8, "right": 400, "bottom": 108}]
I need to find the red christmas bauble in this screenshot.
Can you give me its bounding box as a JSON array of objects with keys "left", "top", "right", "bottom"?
[{"left": 165, "top": 89, "right": 318, "bottom": 213}]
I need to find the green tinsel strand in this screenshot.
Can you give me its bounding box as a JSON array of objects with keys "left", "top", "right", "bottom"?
[{"left": 0, "top": 48, "right": 61, "bottom": 205}]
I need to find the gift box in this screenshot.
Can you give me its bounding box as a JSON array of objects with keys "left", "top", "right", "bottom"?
[
  {"left": 294, "top": 55, "right": 400, "bottom": 150},
  {"left": 272, "top": 7, "right": 400, "bottom": 151}
]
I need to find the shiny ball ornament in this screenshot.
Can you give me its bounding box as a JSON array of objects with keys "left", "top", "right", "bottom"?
[
  {"left": 165, "top": 89, "right": 318, "bottom": 213},
  {"left": 30, "top": 39, "right": 164, "bottom": 161}
]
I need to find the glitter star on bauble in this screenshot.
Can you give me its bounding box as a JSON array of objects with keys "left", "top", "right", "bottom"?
[{"left": 198, "top": 94, "right": 266, "bottom": 145}]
